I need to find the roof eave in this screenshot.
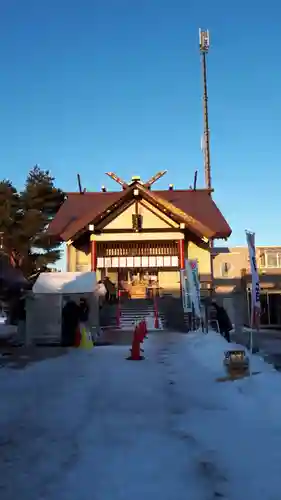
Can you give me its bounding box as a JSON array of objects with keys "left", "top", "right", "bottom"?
[{"left": 212, "top": 230, "right": 232, "bottom": 240}]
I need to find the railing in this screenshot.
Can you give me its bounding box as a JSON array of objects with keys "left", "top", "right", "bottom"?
[
  {"left": 153, "top": 294, "right": 160, "bottom": 329},
  {"left": 116, "top": 289, "right": 123, "bottom": 327},
  {"left": 97, "top": 241, "right": 178, "bottom": 257}
]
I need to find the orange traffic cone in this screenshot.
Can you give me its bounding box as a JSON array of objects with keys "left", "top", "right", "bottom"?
[{"left": 127, "top": 324, "right": 144, "bottom": 361}]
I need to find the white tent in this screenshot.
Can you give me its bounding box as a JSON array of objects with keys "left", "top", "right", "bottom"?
[
  {"left": 27, "top": 272, "right": 98, "bottom": 344},
  {"left": 32, "top": 272, "right": 97, "bottom": 294}
]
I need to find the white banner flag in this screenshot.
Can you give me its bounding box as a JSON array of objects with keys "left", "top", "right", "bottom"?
[
  {"left": 180, "top": 269, "right": 191, "bottom": 313},
  {"left": 246, "top": 231, "right": 260, "bottom": 329},
  {"left": 186, "top": 259, "right": 201, "bottom": 318}
]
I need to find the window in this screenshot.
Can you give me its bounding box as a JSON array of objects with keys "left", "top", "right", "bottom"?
[
  {"left": 267, "top": 253, "right": 278, "bottom": 268},
  {"left": 221, "top": 262, "right": 231, "bottom": 277},
  {"left": 259, "top": 253, "right": 266, "bottom": 268},
  {"left": 260, "top": 251, "right": 281, "bottom": 268}
]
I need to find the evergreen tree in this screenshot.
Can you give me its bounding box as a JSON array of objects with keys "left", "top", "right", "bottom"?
[
  {"left": 19, "top": 165, "right": 65, "bottom": 276},
  {"left": 0, "top": 166, "right": 65, "bottom": 277},
  {"left": 0, "top": 180, "right": 21, "bottom": 260}
]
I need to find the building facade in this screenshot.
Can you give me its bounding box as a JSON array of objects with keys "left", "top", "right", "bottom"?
[
  {"left": 213, "top": 246, "right": 281, "bottom": 328},
  {"left": 49, "top": 174, "right": 231, "bottom": 299}
]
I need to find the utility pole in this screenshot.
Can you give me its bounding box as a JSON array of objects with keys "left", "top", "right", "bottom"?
[
  {"left": 199, "top": 29, "right": 211, "bottom": 190},
  {"left": 199, "top": 29, "right": 214, "bottom": 297}
]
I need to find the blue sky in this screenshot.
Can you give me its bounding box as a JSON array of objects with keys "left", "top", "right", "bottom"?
[{"left": 1, "top": 0, "right": 280, "bottom": 263}]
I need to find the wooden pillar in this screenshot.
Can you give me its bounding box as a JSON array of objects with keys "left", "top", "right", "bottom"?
[
  {"left": 178, "top": 239, "right": 185, "bottom": 270},
  {"left": 91, "top": 239, "right": 97, "bottom": 272},
  {"left": 66, "top": 243, "right": 77, "bottom": 272},
  {"left": 66, "top": 244, "right": 71, "bottom": 272}
]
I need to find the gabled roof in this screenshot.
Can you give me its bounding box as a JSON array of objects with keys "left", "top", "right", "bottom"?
[{"left": 48, "top": 184, "right": 231, "bottom": 241}]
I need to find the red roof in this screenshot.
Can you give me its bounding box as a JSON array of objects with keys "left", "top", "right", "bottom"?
[{"left": 48, "top": 187, "right": 231, "bottom": 240}]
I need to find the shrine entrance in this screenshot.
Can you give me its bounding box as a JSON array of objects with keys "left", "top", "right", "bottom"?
[
  {"left": 118, "top": 269, "right": 159, "bottom": 299},
  {"left": 97, "top": 241, "right": 179, "bottom": 299}
]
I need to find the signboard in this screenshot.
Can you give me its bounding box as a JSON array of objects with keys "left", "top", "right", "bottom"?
[
  {"left": 185, "top": 259, "right": 201, "bottom": 318},
  {"left": 104, "top": 257, "right": 111, "bottom": 268},
  {"left": 96, "top": 255, "right": 179, "bottom": 268},
  {"left": 134, "top": 256, "right": 141, "bottom": 267},
  {"left": 171, "top": 256, "right": 179, "bottom": 267},
  {"left": 111, "top": 257, "right": 119, "bottom": 268},
  {"left": 127, "top": 257, "right": 134, "bottom": 267},
  {"left": 180, "top": 269, "right": 190, "bottom": 313},
  {"left": 156, "top": 256, "right": 164, "bottom": 267},
  {"left": 141, "top": 256, "right": 149, "bottom": 267},
  {"left": 246, "top": 231, "right": 260, "bottom": 329},
  {"left": 163, "top": 256, "right": 171, "bottom": 267},
  {"left": 149, "top": 256, "right": 156, "bottom": 267}
]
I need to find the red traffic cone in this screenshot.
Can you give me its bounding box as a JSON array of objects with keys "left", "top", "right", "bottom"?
[{"left": 127, "top": 324, "right": 144, "bottom": 361}]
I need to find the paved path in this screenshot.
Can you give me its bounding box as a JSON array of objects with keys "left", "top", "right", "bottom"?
[
  {"left": 2, "top": 331, "right": 281, "bottom": 500},
  {"left": 0, "top": 332, "right": 228, "bottom": 500}
]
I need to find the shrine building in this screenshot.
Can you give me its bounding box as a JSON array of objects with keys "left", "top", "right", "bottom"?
[{"left": 48, "top": 171, "right": 231, "bottom": 298}]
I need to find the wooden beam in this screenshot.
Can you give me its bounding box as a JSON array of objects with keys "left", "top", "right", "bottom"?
[
  {"left": 144, "top": 170, "right": 167, "bottom": 188},
  {"left": 105, "top": 172, "right": 129, "bottom": 189}
]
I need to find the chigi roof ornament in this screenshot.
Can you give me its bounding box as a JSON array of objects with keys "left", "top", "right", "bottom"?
[{"left": 105, "top": 170, "right": 167, "bottom": 189}]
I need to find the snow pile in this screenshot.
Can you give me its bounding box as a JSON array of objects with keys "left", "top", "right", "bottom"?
[
  {"left": 169, "top": 330, "right": 281, "bottom": 499},
  {"left": 145, "top": 311, "right": 163, "bottom": 330}
]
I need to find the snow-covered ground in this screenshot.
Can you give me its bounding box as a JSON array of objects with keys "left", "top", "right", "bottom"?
[{"left": 1, "top": 330, "right": 281, "bottom": 500}]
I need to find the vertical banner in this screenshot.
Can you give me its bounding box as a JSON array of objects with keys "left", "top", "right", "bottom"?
[
  {"left": 180, "top": 269, "right": 190, "bottom": 313},
  {"left": 246, "top": 231, "right": 260, "bottom": 329},
  {"left": 186, "top": 259, "right": 201, "bottom": 317}
]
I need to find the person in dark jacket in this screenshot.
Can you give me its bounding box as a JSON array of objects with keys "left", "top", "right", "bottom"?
[
  {"left": 61, "top": 298, "right": 80, "bottom": 346},
  {"left": 212, "top": 301, "right": 232, "bottom": 342},
  {"left": 103, "top": 277, "right": 116, "bottom": 304},
  {"left": 79, "top": 298, "right": 89, "bottom": 323}
]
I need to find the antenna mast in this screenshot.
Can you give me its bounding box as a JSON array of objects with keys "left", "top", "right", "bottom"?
[{"left": 199, "top": 29, "right": 211, "bottom": 190}]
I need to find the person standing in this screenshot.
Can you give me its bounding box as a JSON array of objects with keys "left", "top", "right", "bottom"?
[
  {"left": 212, "top": 301, "right": 232, "bottom": 342},
  {"left": 79, "top": 297, "right": 90, "bottom": 341},
  {"left": 79, "top": 298, "right": 89, "bottom": 323},
  {"left": 103, "top": 277, "right": 116, "bottom": 303},
  {"left": 61, "top": 297, "right": 80, "bottom": 347},
  {"left": 95, "top": 281, "right": 107, "bottom": 308}
]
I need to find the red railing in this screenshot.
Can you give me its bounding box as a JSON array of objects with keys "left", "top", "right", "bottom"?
[
  {"left": 116, "top": 289, "right": 121, "bottom": 328},
  {"left": 153, "top": 294, "right": 160, "bottom": 329}
]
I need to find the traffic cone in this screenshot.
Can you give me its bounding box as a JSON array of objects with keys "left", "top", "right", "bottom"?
[
  {"left": 79, "top": 325, "right": 94, "bottom": 350},
  {"left": 127, "top": 324, "right": 144, "bottom": 360}
]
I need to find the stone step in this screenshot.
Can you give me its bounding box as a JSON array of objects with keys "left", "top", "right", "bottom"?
[
  {"left": 120, "top": 311, "right": 164, "bottom": 318},
  {"left": 121, "top": 311, "right": 152, "bottom": 315}
]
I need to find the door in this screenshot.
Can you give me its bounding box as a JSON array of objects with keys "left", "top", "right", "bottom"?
[{"left": 268, "top": 293, "right": 281, "bottom": 326}]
